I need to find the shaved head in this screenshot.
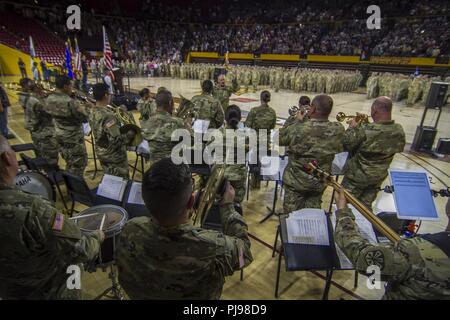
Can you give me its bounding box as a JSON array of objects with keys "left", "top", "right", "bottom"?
[{"left": 372, "top": 96, "right": 393, "bottom": 113}]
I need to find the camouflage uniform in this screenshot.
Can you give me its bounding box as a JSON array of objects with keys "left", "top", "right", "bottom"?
[
  {"left": 88, "top": 106, "right": 129, "bottom": 179},
  {"left": 142, "top": 110, "right": 192, "bottom": 163},
  {"left": 213, "top": 80, "right": 240, "bottom": 113},
  {"left": 0, "top": 182, "right": 101, "bottom": 299},
  {"left": 407, "top": 77, "right": 424, "bottom": 105},
  {"left": 280, "top": 119, "right": 344, "bottom": 213},
  {"left": 136, "top": 98, "right": 156, "bottom": 124},
  {"left": 366, "top": 74, "right": 379, "bottom": 99},
  {"left": 116, "top": 203, "right": 253, "bottom": 299},
  {"left": 191, "top": 93, "right": 224, "bottom": 129},
  {"left": 251, "top": 69, "right": 260, "bottom": 92},
  {"left": 18, "top": 91, "right": 31, "bottom": 110},
  {"left": 25, "top": 94, "right": 59, "bottom": 166},
  {"left": 44, "top": 92, "right": 88, "bottom": 177},
  {"left": 209, "top": 127, "right": 248, "bottom": 203},
  {"left": 335, "top": 205, "right": 450, "bottom": 299},
  {"left": 342, "top": 121, "right": 406, "bottom": 209},
  {"left": 274, "top": 71, "right": 283, "bottom": 92}
]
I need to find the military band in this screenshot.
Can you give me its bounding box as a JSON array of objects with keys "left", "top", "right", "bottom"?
[{"left": 1, "top": 70, "right": 449, "bottom": 301}]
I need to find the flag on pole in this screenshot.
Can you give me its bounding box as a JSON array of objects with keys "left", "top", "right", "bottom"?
[
  {"left": 65, "top": 41, "right": 74, "bottom": 79},
  {"left": 74, "top": 37, "right": 82, "bottom": 74},
  {"left": 29, "top": 36, "right": 36, "bottom": 73},
  {"left": 102, "top": 26, "right": 115, "bottom": 80}
]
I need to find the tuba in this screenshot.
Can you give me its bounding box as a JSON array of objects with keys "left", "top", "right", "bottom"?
[
  {"left": 106, "top": 105, "right": 143, "bottom": 147},
  {"left": 175, "top": 94, "right": 195, "bottom": 120},
  {"left": 191, "top": 165, "right": 226, "bottom": 226},
  {"left": 336, "top": 112, "right": 370, "bottom": 124}
]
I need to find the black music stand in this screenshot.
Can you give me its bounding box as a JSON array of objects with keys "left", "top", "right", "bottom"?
[{"left": 274, "top": 212, "right": 349, "bottom": 299}]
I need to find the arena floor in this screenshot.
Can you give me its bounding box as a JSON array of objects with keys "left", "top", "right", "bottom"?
[{"left": 4, "top": 76, "right": 450, "bottom": 300}]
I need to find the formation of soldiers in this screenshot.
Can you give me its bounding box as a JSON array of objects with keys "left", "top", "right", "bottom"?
[
  {"left": 1, "top": 73, "right": 449, "bottom": 300},
  {"left": 367, "top": 72, "right": 450, "bottom": 105},
  {"left": 160, "top": 63, "right": 363, "bottom": 94}
]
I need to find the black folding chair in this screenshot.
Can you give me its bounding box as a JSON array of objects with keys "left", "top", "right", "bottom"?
[{"left": 62, "top": 172, "right": 98, "bottom": 216}]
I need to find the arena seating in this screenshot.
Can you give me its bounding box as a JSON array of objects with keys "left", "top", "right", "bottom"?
[{"left": 0, "top": 12, "right": 64, "bottom": 65}]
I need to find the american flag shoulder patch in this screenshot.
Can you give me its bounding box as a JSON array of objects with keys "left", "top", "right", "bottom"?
[
  {"left": 105, "top": 119, "right": 116, "bottom": 128},
  {"left": 52, "top": 213, "right": 65, "bottom": 231}
]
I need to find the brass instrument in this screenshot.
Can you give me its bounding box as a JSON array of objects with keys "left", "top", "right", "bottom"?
[
  {"left": 175, "top": 94, "right": 195, "bottom": 120},
  {"left": 192, "top": 165, "right": 225, "bottom": 226},
  {"left": 336, "top": 112, "right": 370, "bottom": 124},
  {"left": 106, "top": 105, "right": 143, "bottom": 147},
  {"left": 303, "top": 161, "right": 401, "bottom": 243},
  {"left": 288, "top": 105, "right": 310, "bottom": 117}
]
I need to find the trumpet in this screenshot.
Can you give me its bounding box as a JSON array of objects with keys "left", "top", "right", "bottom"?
[
  {"left": 106, "top": 105, "right": 143, "bottom": 147},
  {"left": 336, "top": 112, "right": 370, "bottom": 124},
  {"left": 288, "top": 105, "right": 310, "bottom": 117}
]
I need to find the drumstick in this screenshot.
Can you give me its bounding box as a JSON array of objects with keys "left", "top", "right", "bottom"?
[
  {"left": 99, "top": 214, "right": 106, "bottom": 231},
  {"left": 68, "top": 212, "right": 104, "bottom": 220}
]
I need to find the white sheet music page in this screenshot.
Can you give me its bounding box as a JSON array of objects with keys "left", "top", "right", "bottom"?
[
  {"left": 83, "top": 122, "right": 92, "bottom": 136},
  {"left": 192, "top": 119, "right": 210, "bottom": 134},
  {"left": 137, "top": 140, "right": 150, "bottom": 155},
  {"left": 128, "top": 181, "right": 145, "bottom": 205},
  {"left": 97, "top": 174, "right": 126, "bottom": 201},
  {"left": 286, "top": 209, "right": 330, "bottom": 246}
]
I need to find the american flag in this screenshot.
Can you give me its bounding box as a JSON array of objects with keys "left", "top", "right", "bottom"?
[
  {"left": 74, "top": 37, "right": 82, "bottom": 74},
  {"left": 102, "top": 26, "right": 115, "bottom": 80}
]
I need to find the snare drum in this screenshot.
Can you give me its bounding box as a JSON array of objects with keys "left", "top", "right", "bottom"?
[
  {"left": 74, "top": 205, "right": 128, "bottom": 266},
  {"left": 15, "top": 170, "right": 56, "bottom": 201}
]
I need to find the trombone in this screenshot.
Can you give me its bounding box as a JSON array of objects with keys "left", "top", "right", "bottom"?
[
  {"left": 303, "top": 161, "right": 401, "bottom": 243},
  {"left": 336, "top": 112, "right": 370, "bottom": 124}
]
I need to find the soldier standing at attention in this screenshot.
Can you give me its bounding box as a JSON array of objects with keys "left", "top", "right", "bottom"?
[
  {"left": 280, "top": 94, "right": 344, "bottom": 213},
  {"left": 334, "top": 189, "right": 450, "bottom": 299},
  {"left": 245, "top": 91, "right": 277, "bottom": 188},
  {"left": 25, "top": 81, "right": 59, "bottom": 166},
  {"left": 0, "top": 136, "right": 103, "bottom": 299},
  {"left": 191, "top": 80, "right": 224, "bottom": 129},
  {"left": 142, "top": 89, "right": 192, "bottom": 164},
  {"left": 342, "top": 96, "right": 405, "bottom": 209},
  {"left": 45, "top": 75, "right": 88, "bottom": 177},
  {"left": 116, "top": 158, "right": 253, "bottom": 299},
  {"left": 213, "top": 74, "right": 240, "bottom": 113},
  {"left": 136, "top": 87, "right": 156, "bottom": 125},
  {"left": 88, "top": 83, "right": 131, "bottom": 179}
]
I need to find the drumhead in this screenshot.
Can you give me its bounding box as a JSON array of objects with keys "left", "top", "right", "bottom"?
[
  {"left": 15, "top": 170, "right": 55, "bottom": 201},
  {"left": 76, "top": 205, "right": 128, "bottom": 238}
]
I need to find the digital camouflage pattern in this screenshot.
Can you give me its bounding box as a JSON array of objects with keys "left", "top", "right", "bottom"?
[
  {"left": 280, "top": 119, "right": 345, "bottom": 213},
  {"left": 213, "top": 80, "right": 240, "bottom": 112},
  {"left": 141, "top": 110, "right": 192, "bottom": 163},
  {"left": 208, "top": 127, "right": 249, "bottom": 203},
  {"left": 342, "top": 120, "right": 405, "bottom": 208},
  {"left": 191, "top": 93, "right": 224, "bottom": 129},
  {"left": 136, "top": 98, "right": 156, "bottom": 124},
  {"left": 0, "top": 182, "right": 101, "bottom": 299},
  {"left": 25, "top": 94, "right": 58, "bottom": 166},
  {"left": 44, "top": 92, "right": 88, "bottom": 177},
  {"left": 335, "top": 206, "right": 450, "bottom": 300},
  {"left": 88, "top": 106, "right": 129, "bottom": 179},
  {"left": 116, "top": 203, "right": 253, "bottom": 299}
]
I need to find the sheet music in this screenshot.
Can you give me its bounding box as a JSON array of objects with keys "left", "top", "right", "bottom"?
[
  {"left": 97, "top": 174, "right": 127, "bottom": 201},
  {"left": 137, "top": 140, "right": 150, "bottom": 155},
  {"left": 286, "top": 209, "right": 330, "bottom": 246},
  {"left": 192, "top": 119, "right": 210, "bottom": 134},
  {"left": 83, "top": 122, "right": 92, "bottom": 136},
  {"left": 260, "top": 156, "right": 280, "bottom": 177},
  {"left": 128, "top": 181, "right": 145, "bottom": 205}
]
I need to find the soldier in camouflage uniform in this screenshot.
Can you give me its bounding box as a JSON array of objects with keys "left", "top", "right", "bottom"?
[
  {"left": 274, "top": 69, "right": 283, "bottom": 93},
  {"left": 25, "top": 82, "right": 59, "bottom": 166},
  {"left": 283, "top": 96, "right": 311, "bottom": 128},
  {"left": 0, "top": 136, "right": 103, "bottom": 299},
  {"left": 18, "top": 78, "right": 32, "bottom": 110},
  {"left": 88, "top": 84, "right": 131, "bottom": 179},
  {"left": 280, "top": 95, "right": 344, "bottom": 213},
  {"left": 191, "top": 80, "right": 224, "bottom": 129},
  {"left": 213, "top": 74, "right": 240, "bottom": 113},
  {"left": 366, "top": 73, "right": 379, "bottom": 99},
  {"left": 142, "top": 90, "right": 192, "bottom": 164},
  {"left": 334, "top": 190, "right": 450, "bottom": 300},
  {"left": 406, "top": 75, "right": 424, "bottom": 106},
  {"left": 342, "top": 97, "right": 405, "bottom": 209},
  {"left": 251, "top": 67, "right": 260, "bottom": 92},
  {"left": 44, "top": 75, "right": 88, "bottom": 177},
  {"left": 244, "top": 91, "right": 277, "bottom": 188},
  {"left": 136, "top": 88, "right": 156, "bottom": 125},
  {"left": 116, "top": 159, "right": 253, "bottom": 299}
]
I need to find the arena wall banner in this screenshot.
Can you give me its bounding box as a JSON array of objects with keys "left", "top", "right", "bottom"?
[
  {"left": 187, "top": 51, "right": 450, "bottom": 67},
  {"left": 0, "top": 43, "right": 44, "bottom": 81}
]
